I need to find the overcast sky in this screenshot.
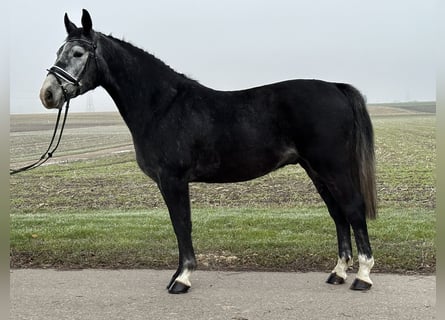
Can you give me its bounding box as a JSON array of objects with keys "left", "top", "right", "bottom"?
[{"left": 10, "top": 0, "right": 435, "bottom": 114}]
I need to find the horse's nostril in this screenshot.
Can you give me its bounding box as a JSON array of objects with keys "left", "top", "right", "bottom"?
[{"left": 45, "top": 90, "right": 53, "bottom": 101}]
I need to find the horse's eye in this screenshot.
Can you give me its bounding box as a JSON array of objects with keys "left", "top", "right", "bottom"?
[{"left": 73, "top": 51, "right": 84, "bottom": 58}]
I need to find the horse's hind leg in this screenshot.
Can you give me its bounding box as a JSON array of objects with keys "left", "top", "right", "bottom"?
[
  {"left": 324, "top": 174, "right": 374, "bottom": 290},
  {"left": 303, "top": 164, "right": 374, "bottom": 290},
  {"left": 302, "top": 169, "right": 354, "bottom": 285}
]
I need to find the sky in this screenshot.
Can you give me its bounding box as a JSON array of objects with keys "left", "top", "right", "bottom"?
[{"left": 10, "top": 0, "right": 436, "bottom": 114}]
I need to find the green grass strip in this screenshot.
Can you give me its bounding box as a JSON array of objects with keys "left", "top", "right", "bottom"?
[{"left": 10, "top": 207, "right": 435, "bottom": 273}]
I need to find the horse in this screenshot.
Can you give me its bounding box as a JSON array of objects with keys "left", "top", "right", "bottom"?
[{"left": 40, "top": 9, "right": 377, "bottom": 294}]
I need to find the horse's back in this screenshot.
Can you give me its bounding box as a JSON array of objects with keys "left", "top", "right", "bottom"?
[
  {"left": 212, "top": 79, "right": 356, "bottom": 152},
  {"left": 187, "top": 79, "right": 358, "bottom": 183}
]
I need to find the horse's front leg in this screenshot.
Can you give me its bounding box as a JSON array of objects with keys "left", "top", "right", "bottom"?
[{"left": 158, "top": 176, "right": 196, "bottom": 294}]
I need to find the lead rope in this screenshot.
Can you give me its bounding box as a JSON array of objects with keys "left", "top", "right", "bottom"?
[{"left": 10, "top": 100, "right": 70, "bottom": 175}]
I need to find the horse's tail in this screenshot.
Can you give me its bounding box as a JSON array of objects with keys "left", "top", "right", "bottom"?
[{"left": 337, "top": 83, "right": 377, "bottom": 219}]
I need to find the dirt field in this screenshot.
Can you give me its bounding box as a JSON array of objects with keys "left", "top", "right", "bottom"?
[
  {"left": 10, "top": 103, "right": 435, "bottom": 165},
  {"left": 10, "top": 103, "right": 436, "bottom": 211},
  {"left": 10, "top": 112, "right": 132, "bottom": 165}
]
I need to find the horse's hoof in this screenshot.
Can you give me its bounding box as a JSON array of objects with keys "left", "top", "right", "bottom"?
[
  {"left": 326, "top": 272, "right": 345, "bottom": 285},
  {"left": 168, "top": 281, "right": 190, "bottom": 294},
  {"left": 350, "top": 278, "right": 372, "bottom": 291}
]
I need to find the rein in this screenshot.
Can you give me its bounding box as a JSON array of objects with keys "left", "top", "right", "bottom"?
[{"left": 10, "top": 101, "right": 70, "bottom": 175}]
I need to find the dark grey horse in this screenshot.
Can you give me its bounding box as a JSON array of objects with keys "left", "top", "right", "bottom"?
[{"left": 40, "top": 9, "right": 377, "bottom": 294}]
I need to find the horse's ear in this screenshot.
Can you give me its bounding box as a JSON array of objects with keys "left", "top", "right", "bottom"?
[
  {"left": 64, "top": 13, "right": 77, "bottom": 34},
  {"left": 81, "top": 9, "right": 93, "bottom": 35}
]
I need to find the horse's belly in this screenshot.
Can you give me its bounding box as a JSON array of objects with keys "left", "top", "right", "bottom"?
[{"left": 191, "top": 147, "right": 299, "bottom": 183}]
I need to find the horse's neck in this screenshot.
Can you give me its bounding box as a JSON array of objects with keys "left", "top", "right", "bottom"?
[{"left": 98, "top": 35, "right": 182, "bottom": 127}]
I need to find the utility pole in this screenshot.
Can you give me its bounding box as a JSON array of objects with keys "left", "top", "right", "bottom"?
[{"left": 86, "top": 92, "right": 94, "bottom": 112}]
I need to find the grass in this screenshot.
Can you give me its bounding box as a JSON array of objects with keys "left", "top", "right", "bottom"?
[
  {"left": 10, "top": 207, "right": 435, "bottom": 273},
  {"left": 10, "top": 111, "right": 436, "bottom": 273}
]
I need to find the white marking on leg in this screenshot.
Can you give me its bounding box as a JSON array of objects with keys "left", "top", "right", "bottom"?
[
  {"left": 175, "top": 268, "right": 192, "bottom": 287},
  {"left": 332, "top": 256, "right": 353, "bottom": 280},
  {"left": 356, "top": 254, "right": 374, "bottom": 284}
]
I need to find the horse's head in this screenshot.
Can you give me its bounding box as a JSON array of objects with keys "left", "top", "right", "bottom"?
[{"left": 40, "top": 9, "right": 100, "bottom": 109}]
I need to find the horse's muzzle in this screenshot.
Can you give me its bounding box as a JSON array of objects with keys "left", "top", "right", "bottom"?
[{"left": 40, "top": 75, "right": 65, "bottom": 109}]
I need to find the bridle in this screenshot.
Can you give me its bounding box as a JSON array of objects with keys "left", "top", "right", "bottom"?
[
  {"left": 10, "top": 38, "right": 98, "bottom": 175},
  {"left": 47, "top": 38, "right": 98, "bottom": 99}
]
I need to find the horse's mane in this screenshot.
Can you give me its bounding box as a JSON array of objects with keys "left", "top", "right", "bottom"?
[{"left": 102, "top": 32, "right": 195, "bottom": 84}]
